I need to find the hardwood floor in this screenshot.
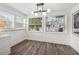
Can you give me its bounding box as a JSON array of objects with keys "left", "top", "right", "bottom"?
[{"left": 10, "top": 40, "right": 79, "bottom": 55}]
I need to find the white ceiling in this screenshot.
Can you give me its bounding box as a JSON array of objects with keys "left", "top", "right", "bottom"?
[{"left": 5, "top": 3, "right": 77, "bottom": 15}]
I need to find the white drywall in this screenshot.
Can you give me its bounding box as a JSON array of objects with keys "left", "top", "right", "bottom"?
[
  {"left": 70, "top": 4, "right": 79, "bottom": 53},
  {"left": 8, "top": 30, "right": 26, "bottom": 47},
  {"left": 0, "top": 4, "right": 27, "bottom": 46},
  {"left": 0, "top": 33, "right": 10, "bottom": 55},
  {"left": 0, "top": 4, "right": 27, "bottom": 54}
]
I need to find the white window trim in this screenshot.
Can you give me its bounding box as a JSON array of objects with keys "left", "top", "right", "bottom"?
[
  {"left": 45, "top": 15, "right": 67, "bottom": 33},
  {"left": 28, "top": 14, "right": 67, "bottom": 33},
  {"left": 28, "top": 16, "right": 43, "bottom": 32}
]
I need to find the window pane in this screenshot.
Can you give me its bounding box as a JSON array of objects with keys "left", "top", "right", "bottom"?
[
  {"left": 0, "top": 11, "right": 14, "bottom": 31},
  {"left": 29, "top": 17, "right": 42, "bottom": 31},
  {"left": 46, "top": 15, "right": 65, "bottom": 32},
  {"left": 15, "top": 16, "right": 25, "bottom": 29}
]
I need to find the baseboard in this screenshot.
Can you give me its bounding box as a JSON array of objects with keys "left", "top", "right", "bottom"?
[{"left": 25, "top": 39, "right": 69, "bottom": 46}]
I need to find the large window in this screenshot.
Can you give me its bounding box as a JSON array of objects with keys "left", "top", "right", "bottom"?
[
  {"left": 0, "top": 10, "right": 26, "bottom": 32},
  {"left": 0, "top": 11, "right": 14, "bottom": 31},
  {"left": 15, "top": 16, "right": 25, "bottom": 29},
  {"left": 73, "top": 10, "right": 79, "bottom": 34},
  {"left": 28, "top": 16, "right": 65, "bottom": 32},
  {"left": 29, "top": 17, "right": 42, "bottom": 32},
  {"left": 46, "top": 15, "right": 65, "bottom": 32}
]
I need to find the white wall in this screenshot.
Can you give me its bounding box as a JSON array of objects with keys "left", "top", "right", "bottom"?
[
  {"left": 25, "top": 10, "right": 71, "bottom": 45},
  {"left": 9, "top": 30, "right": 26, "bottom": 47},
  {"left": 0, "top": 4, "right": 27, "bottom": 54},
  {"left": 69, "top": 4, "right": 79, "bottom": 53},
  {"left": 0, "top": 4, "right": 27, "bottom": 46},
  {"left": 0, "top": 34, "right": 10, "bottom": 55},
  {"left": 0, "top": 30, "right": 26, "bottom": 55}
]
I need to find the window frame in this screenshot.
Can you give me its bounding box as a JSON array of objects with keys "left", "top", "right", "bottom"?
[
  {"left": 28, "top": 15, "right": 67, "bottom": 33},
  {"left": 0, "top": 10, "right": 27, "bottom": 32},
  {"left": 0, "top": 10, "right": 15, "bottom": 32},
  {"left": 28, "top": 17, "right": 43, "bottom": 32},
  {"left": 14, "top": 16, "right": 26, "bottom": 30},
  {"left": 45, "top": 15, "right": 67, "bottom": 33}
]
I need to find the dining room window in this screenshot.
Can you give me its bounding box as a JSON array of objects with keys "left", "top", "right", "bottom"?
[
  {"left": 0, "top": 11, "right": 14, "bottom": 31},
  {"left": 15, "top": 16, "right": 25, "bottom": 29},
  {"left": 29, "top": 17, "right": 42, "bottom": 32},
  {"left": 46, "top": 15, "right": 65, "bottom": 32}
]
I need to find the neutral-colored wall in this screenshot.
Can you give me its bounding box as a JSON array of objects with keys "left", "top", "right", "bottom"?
[
  {"left": 69, "top": 4, "right": 79, "bottom": 53},
  {"left": 0, "top": 34, "right": 10, "bottom": 55},
  {"left": 25, "top": 10, "right": 71, "bottom": 45},
  {"left": 0, "top": 4, "right": 27, "bottom": 54},
  {"left": 9, "top": 30, "right": 26, "bottom": 47},
  {"left": 0, "top": 4, "right": 27, "bottom": 46},
  {"left": 0, "top": 30, "right": 26, "bottom": 54}
]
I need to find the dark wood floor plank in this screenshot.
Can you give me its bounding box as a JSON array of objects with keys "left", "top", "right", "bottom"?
[
  {"left": 47, "top": 43, "right": 57, "bottom": 55},
  {"left": 11, "top": 40, "right": 29, "bottom": 54},
  {"left": 23, "top": 41, "right": 37, "bottom": 55},
  {"left": 10, "top": 40, "right": 78, "bottom": 55},
  {"left": 32, "top": 42, "right": 42, "bottom": 55},
  {"left": 37, "top": 42, "right": 47, "bottom": 55},
  {"left": 63, "top": 45, "right": 79, "bottom": 55},
  {"left": 55, "top": 44, "right": 66, "bottom": 55},
  {"left": 15, "top": 41, "right": 32, "bottom": 55}
]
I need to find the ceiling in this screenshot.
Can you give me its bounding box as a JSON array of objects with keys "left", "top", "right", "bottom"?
[{"left": 5, "top": 3, "right": 77, "bottom": 15}]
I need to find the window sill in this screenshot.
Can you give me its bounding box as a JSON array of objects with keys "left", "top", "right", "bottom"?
[
  {"left": 45, "top": 32, "right": 67, "bottom": 34},
  {"left": 0, "top": 28, "right": 26, "bottom": 32},
  {"left": 29, "top": 31, "right": 43, "bottom": 32},
  {"left": 9, "top": 28, "right": 26, "bottom": 31},
  {"left": 28, "top": 31, "right": 66, "bottom": 34}
]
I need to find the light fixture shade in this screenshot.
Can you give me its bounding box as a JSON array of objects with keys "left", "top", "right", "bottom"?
[
  {"left": 35, "top": 13, "right": 38, "bottom": 16},
  {"left": 42, "top": 12, "right": 46, "bottom": 16},
  {"left": 38, "top": 7, "right": 42, "bottom": 11}
]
